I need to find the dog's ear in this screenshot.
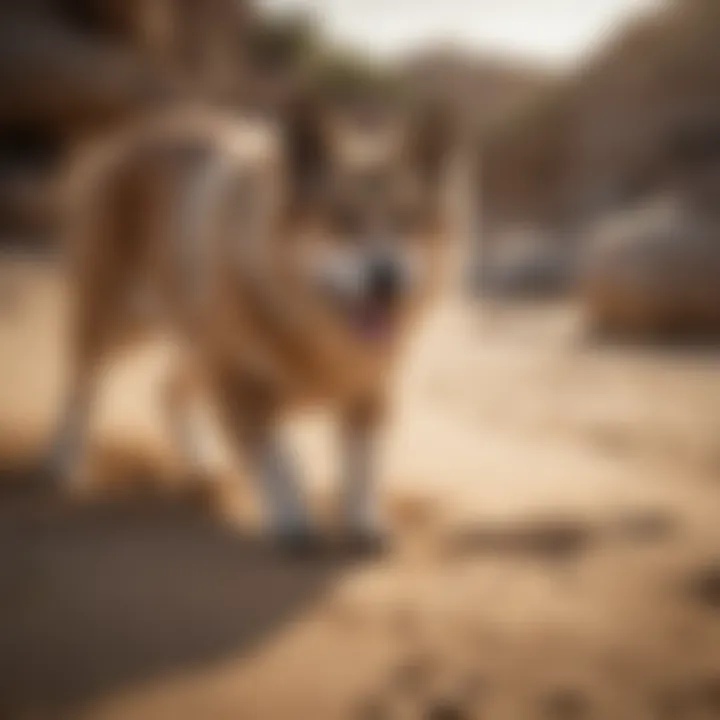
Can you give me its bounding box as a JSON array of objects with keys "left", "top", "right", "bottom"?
[
  {"left": 284, "top": 95, "right": 327, "bottom": 205},
  {"left": 409, "top": 103, "right": 453, "bottom": 188}
]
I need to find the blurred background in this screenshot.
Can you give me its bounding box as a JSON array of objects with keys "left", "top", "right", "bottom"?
[{"left": 1, "top": 1, "right": 720, "bottom": 719}]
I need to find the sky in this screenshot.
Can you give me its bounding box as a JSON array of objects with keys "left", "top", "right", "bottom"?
[{"left": 260, "top": 0, "right": 663, "bottom": 66}]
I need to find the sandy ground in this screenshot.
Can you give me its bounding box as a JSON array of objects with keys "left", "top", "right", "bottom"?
[{"left": 0, "top": 256, "right": 719, "bottom": 720}]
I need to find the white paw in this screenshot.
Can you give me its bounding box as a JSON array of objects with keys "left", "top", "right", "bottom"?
[
  {"left": 270, "top": 517, "right": 321, "bottom": 556},
  {"left": 45, "top": 429, "right": 91, "bottom": 495},
  {"left": 343, "top": 509, "right": 390, "bottom": 556}
]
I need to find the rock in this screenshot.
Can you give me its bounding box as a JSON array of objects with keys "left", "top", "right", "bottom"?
[{"left": 580, "top": 197, "right": 720, "bottom": 340}]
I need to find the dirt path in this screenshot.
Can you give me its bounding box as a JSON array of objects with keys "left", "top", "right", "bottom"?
[{"left": 0, "top": 258, "right": 719, "bottom": 719}]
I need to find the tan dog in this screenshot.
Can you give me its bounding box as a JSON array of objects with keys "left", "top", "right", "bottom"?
[{"left": 50, "top": 102, "right": 450, "bottom": 552}]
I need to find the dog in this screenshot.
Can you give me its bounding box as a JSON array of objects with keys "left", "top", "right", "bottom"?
[{"left": 50, "top": 100, "right": 451, "bottom": 552}]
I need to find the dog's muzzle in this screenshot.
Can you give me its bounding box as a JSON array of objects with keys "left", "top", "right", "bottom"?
[{"left": 306, "top": 245, "right": 420, "bottom": 342}]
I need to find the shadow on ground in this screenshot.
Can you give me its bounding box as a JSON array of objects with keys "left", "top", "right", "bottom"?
[{"left": 0, "top": 463, "right": 354, "bottom": 719}]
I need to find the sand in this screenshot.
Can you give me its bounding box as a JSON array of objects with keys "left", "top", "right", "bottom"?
[{"left": 0, "top": 257, "right": 718, "bottom": 719}]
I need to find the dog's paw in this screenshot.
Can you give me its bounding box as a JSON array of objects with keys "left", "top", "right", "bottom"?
[
  {"left": 273, "top": 525, "right": 325, "bottom": 558},
  {"left": 40, "top": 448, "right": 91, "bottom": 498},
  {"left": 342, "top": 524, "right": 391, "bottom": 558}
]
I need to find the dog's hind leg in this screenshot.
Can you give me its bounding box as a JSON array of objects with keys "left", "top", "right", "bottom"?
[
  {"left": 48, "top": 239, "right": 135, "bottom": 493},
  {"left": 48, "top": 371, "right": 94, "bottom": 493},
  {"left": 162, "top": 355, "right": 214, "bottom": 482},
  {"left": 47, "top": 304, "right": 110, "bottom": 494}
]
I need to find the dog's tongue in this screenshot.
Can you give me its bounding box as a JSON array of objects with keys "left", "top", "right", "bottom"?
[{"left": 355, "top": 305, "right": 392, "bottom": 341}]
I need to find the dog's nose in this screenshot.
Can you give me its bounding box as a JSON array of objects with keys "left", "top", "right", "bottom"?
[{"left": 367, "top": 259, "right": 402, "bottom": 305}]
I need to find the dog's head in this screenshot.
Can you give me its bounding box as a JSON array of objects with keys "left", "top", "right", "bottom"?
[{"left": 279, "top": 101, "right": 451, "bottom": 345}]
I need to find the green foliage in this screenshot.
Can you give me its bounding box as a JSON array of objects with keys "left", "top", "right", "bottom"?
[
  {"left": 251, "top": 10, "right": 320, "bottom": 71},
  {"left": 251, "top": 9, "right": 399, "bottom": 106},
  {"left": 313, "top": 50, "right": 400, "bottom": 104}
]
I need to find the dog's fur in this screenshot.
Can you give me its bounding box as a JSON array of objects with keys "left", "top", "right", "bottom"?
[{"left": 51, "top": 103, "right": 450, "bottom": 549}]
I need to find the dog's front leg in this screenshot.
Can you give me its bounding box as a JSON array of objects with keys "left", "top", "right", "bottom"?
[
  {"left": 340, "top": 399, "right": 388, "bottom": 553},
  {"left": 216, "top": 384, "right": 315, "bottom": 550},
  {"left": 245, "top": 430, "right": 316, "bottom": 550}
]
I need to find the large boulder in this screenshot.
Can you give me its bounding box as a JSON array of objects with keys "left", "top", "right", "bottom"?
[{"left": 580, "top": 197, "right": 720, "bottom": 339}]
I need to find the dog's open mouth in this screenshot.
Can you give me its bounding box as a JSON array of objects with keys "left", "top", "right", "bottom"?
[{"left": 349, "top": 302, "right": 395, "bottom": 342}]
